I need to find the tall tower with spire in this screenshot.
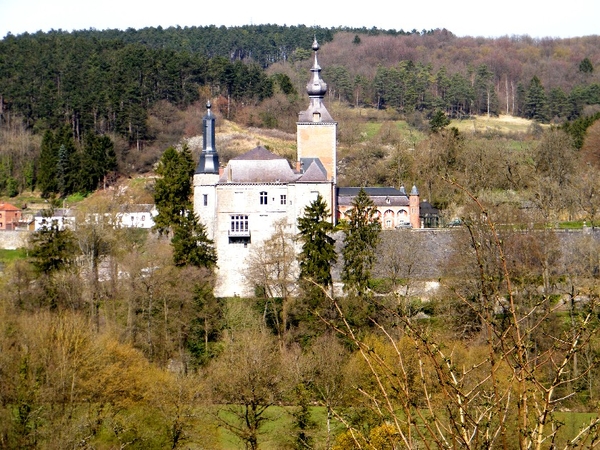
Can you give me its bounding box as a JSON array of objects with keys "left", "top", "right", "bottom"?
[
  {"left": 297, "top": 38, "right": 337, "bottom": 185},
  {"left": 193, "top": 101, "right": 220, "bottom": 239}
]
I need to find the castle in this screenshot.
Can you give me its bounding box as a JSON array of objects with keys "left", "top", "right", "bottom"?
[{"left": 193, "top": 39, "right": 420, "bottom": 297}]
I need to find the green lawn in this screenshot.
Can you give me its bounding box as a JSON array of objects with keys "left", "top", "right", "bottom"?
[
  {"left": 212, "top": 407, "right": 597, "bottom": 449},
  {"left": 0, "top": 248, "right": 28, "bottom": 263},
  {"left": 215, "top": 405, "right": 343, "bottom": 450}
]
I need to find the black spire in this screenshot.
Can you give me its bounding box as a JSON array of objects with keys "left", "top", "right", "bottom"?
[{"left": 195, "top": 101, "right": 219, "bottom": 174}]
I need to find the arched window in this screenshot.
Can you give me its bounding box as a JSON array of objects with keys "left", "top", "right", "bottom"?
[{"left": 383, "top": 209, "right": 395, "bottom": 229}]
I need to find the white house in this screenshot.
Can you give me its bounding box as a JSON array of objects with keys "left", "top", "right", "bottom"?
[
  {"left": 115, "top": 204, "right": 158, "bottom": 229},
  {"left": 33, "top": 205, "right": 158, "bottom": 231},
  {"left": 33, "top": 208, "right": 76, "bottom": 231}
]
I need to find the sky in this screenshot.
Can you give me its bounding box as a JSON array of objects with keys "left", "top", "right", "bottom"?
[{"left": 0, "top": 0, "right": 598, "bottom": 40}]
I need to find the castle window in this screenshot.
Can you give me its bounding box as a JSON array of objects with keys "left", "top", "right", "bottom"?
[
  {"left": 260, "top": 191, "right": 268, "bottom": 205},
  {"left": 203, "top": 194, "right": 208, "bottom": 206},
  {"left": 229, "top": 214, "right": 250, "bottom": 244},
  {"left": 230, "top": 215, "right": 249, "bottom": 234},
  {"left": 280, "top": 195, "right": 287, "bottom": 205}
]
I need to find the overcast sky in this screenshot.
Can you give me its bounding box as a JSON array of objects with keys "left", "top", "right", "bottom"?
[{"left": 0, "top": 0, "right": 598, "bottom": 40}]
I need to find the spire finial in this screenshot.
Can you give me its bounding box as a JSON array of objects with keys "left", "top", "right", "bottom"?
[{"left": 306, "top": 36, "right": 327, "bottom": 98}]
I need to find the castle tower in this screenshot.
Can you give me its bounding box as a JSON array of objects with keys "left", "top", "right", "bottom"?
[
  {"left": 193, "top": 101, "right": 220, "bottom": 239},
  {"left": 409, "top": 185, "right": 420, "bottom": 229},
  {"left": 297, "top": 38, "right": 337, "bottom": 185}
]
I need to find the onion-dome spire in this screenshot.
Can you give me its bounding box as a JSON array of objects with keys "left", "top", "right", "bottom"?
[
  {"left": 306, "top": 37, "right": 328, "bottom": 98},
  {"left": 298, "top": 37, "right": 334, "bottom": 123},
  {"left": 195, "top": 100, "right": 220, "bottom": 174}
]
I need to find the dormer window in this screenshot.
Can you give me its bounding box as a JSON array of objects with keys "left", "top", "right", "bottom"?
[{"left": 313, "top": 112, "right": 321, "bottom": 122}]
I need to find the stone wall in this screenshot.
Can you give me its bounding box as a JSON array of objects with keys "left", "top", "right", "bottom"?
[{"left": 0, "top": 230, "right": 29, "bottom": 249}]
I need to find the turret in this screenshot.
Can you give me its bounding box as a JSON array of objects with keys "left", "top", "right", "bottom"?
[
  {"left": 409, "top": 185, "right": 420, "bottom": 229},
  {"left": 193, "top": 101, "right": 220, "bottom": 240},
  {"left": 195, "top": 100, "right": 219, "bottom": 174},
  {"left": 296, "top": 37, "right": 337, "bottom": 184}
]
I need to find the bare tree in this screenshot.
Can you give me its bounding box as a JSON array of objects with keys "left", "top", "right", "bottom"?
[
  {"left": 244, "top": 219, "right": 298, "bottom": 339},
  {"left": 375, "top": 229, "right": 427, "bottom": 297},
  {"left": 320, "top": 182, "right": 600, "bottom": 450},
  {"left": 207, "top": 327, "right": 285, "bottom": 450}
]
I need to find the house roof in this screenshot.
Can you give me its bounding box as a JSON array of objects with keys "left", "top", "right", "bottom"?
[
  {"left": 219, "top": 146, "right": 298, "bottom": 183},
  {"left": 0, "top": 203, "right": 21, "bottom": 211},
  {"left": 297, "top": 158, "right": 328, "bottom": 182},
  {"left": 337, "top": 187, "right": 411, "bottom": 207},
  {"left": 420, "top": 201, "right": 439, "bottom": 216},
  {"left": 337, "top": 187, "right": 408, "bottom": 197},
  {"left": 231, "top": 146, "right": 283, "bottom": 161},
  {"left": 34, "top": 208, "right": 75, "bottom": 218}
]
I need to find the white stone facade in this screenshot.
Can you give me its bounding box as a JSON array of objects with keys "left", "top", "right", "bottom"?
[{"left": 194, "top": 154, "right": 334, "bottom": 297}]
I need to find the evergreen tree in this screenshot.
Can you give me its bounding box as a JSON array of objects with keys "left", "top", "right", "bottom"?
[
  {"left": 56, "top": 126, "right": 78, "bottom": 196},
  {"left": 447, "top": 72, "right": 474, "bottom": 117},
  {"left": 524, "top": 76, "right": 549, "bottom": 122},
  {"left": 473, "top": 64, "right": 499, "bottom": 116},
  {"left": 57, "top": 144, "right": 70, "bottom": 196},
  {"left": 79, "top": 133, "right": 117, "bottom": 192},
  {"left": 37, "top": 130, "right": 58, "bottom": 197},
  {"left": 28, "top": 221, "right": 77, "bottom": 274},
  {"left": 429, "top": 109, "right": 451, "bottom": 133},
  {"left": 153, "top": 145, "right": 195, "bottom": 234},
  {"left": 341, "top": 188, "right": 381, "bottom": 296},
  {"left": 547, "top": 87, "right": 570, "bottom": 120},
  {"left": 297, "top": 194, "right": 336, "bottom": 288},
  {"left": 171, "top": 210, "right": 217, "bottom": 268},
  {"left": 579, "top": 57, "right": 594, "bottom": 74}
]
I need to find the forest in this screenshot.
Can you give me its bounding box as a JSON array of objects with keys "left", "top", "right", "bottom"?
[
  {"left": 1, "top": 25, "right": 600, "bottom": 198},
  {"left": 1, "top": 24, "right": 600, "bottom": 449}
]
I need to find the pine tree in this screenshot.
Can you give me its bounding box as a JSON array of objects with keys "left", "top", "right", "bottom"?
[
  {"left": 341, "top": 188, "right": 381, "bottom": 296},
  {"left": 429, "top": 109, "right": 451, "bottom": 133},
  {"left": 28, "top": 221, "right": 77, "bottom": 274},
  {"left": 524, "top": 76, "right": 549, "bottom": 122},
  {"left": 297, "top": 194, "right": 336, "bottom": 287},
  {"left": 473, "top": 64, "right": 499, "bottom": 116},
  {"left": 171, "top": 210, "right": 217, "bottom": 268},
  {"left": 38, "top": 130, "right": 58, "bottom": 197},
  {"left": 56, "top": 126, "right": 77, "bottom": 197},
  {"left": 79, "top": 133, "right": 118, "bottom": 192},
  {"left": 579, "top": 57, "right": 594, "bottom": 74},
  {"left": 153, "top": 145, "right": 195, "bottom": 234}
]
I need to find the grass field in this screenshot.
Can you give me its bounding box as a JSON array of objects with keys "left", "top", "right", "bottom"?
[
  {"left": 210, "top": 406, "right": 596, "bottom": 449},
  {"left": 450, "top": 114, "right": 543, "bottom": 134},
  {"left": 0, "top": 248, "right": 27, "bottom": 263},
  {"left": 215, "top": 405, "right": 344, "bottom": 449}
]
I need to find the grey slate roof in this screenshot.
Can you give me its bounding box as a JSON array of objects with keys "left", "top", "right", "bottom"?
[
  {"left": 297, "top": 158, "right": 328, "bottom": 182},
  {"left": 231, "top": 146, "right": 283, "bottom": 161},
  {"left": 337, "top": 187, "right": 411, "bottom": 207},
  {"left": 218, "top": 146, "right": 298, "bottom": 183}
]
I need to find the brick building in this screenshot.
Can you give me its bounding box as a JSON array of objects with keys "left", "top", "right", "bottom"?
[{"left": 0, "top": 203, "right": 22, "bottom": 230}]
